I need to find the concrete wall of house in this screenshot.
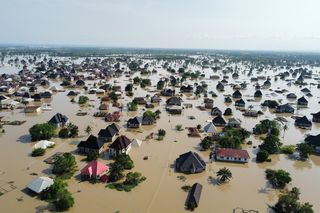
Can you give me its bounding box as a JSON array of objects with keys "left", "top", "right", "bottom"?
[{"left": 216, "top": 156, "right": 248, "bottom": 163}]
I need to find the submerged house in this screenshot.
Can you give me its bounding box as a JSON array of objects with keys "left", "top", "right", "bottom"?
[
  {"left": 77, "top": 135, "right": 105, "bottom": 155},
  {"left": 27, "top": 177, "right": 54, "bottom": 194},
  {"left": 48, "top": 113, "right": 69, "bottom": 128},
  {"left": 203, "top": 122, "right": 217, "bottom": 135},
  {"left": 186, "top": 183, "right": 203, "bottom": 210},
  {"left": 24, "top": 105, "right": 41, "bottom": 113},
  {"left": 175, "top": 151, "right": 206, "bottom": 173},
  {"left": 276, "top": 103, "right": 294, "bottom": 113},
  {"left": 142, "top": 115, "right": 156, "bottom": 125},
  {"left": 254, "top": 90, "right": 262, "bottom": 98},
  {"left": 228, "top": 118, "right": 241, "bottom": 128},
  {"left": 286, "top": 93, "right": 297, "bottom": 99},
  {"left": 109, "top": 135, "right": 132, "bottom": 156},
  {"left": 166, "top": 105, "right": 183, "bottom": 114},
  {"left": 98, "top": 123, "right": 120, "bottom": 142},
  {"left": 80, "top": 160, "right": 109, "bottom": 180},
  {"left": 235, "top": 99, "right": 245, "bottom": 107},
  {"left": 305, "top": 134, "right": 320, "bottom": 152},
  {"left": 127, "top": 117, "right": 141, "bottom": 128},
  {"left": 211, "top": 107, "right": 222, "bottom": 116},
  {"left": 215, "top": 148, "right": 250, "bottom": 163},
  {"left": 312, "top": 112, "right": 320, "bottom": 123},
  {"left": 212, "top": 115, "right": 226, "bottom": 127},
  {"left": 232, "top": 90, "right": 242, "bottom": 98},
  {"left": 216, "top": 82, "right": 224, "bottom": 91},
  {"left": 295, "top": 116, "right": 312, "bottom": 129},
  {"left": 297, "top": 96, "right": 308, "bottom": 106},
  {"left": 166, "top": 96, "right": 182, "bottom": 106},
  {"left": 161, "top": 88, "right": 175, "bottom": 96}
]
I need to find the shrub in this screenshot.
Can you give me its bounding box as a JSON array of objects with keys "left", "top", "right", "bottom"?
[
  {"left": 78, "top": 96, "right": 89, "bottom": 105},
  {"left": 176, "top": 125, "right": 183, "bottom": 131},
  {"left": 158, "top": 129, "right": 166, "bottom": 137},
  {"left": 32, "top": 148, "right": 46, "bottom": 157},
  {"left": 58, "top": 128, "right": 69, "bottom": 138}
]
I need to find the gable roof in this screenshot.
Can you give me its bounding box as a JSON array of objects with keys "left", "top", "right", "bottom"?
[
  {"left": 80, "top": 160, "right": 109, "bottom": 176},
  {"left": 176, "top": 151, "right": 206, "bottom": 171},
  {"left": 48, "top": 113, "right": 69, "bottom": 125},
  {"left": 186, "top": 183, "right": 203, "bottom": 207},
  {"left": 110, "top": 135, "right": 132, "bottom": 150},
  {"left": 212, "top": 115, "right": 226, "bottom": 125},
  {"left": 27, "top": 177, "right": 54, "bottom": 194},
  {"left": 77, "top": 135, "right": 104, "bottom": 150},
  {"left": 216, "top": 148, "right": 250, "bottom": 159},
  {"left": 305, "top": 134, "right": 320, "bottom": 146}
]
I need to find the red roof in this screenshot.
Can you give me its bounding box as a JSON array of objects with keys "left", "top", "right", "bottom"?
[
  {"left": 216, "top": 148, "right": 250, "bottom": 159},
  {"left": 81, "top": 160, "right": 109, "bottom": 176}
]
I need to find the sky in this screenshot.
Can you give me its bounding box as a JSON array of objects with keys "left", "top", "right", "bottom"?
[{"left": 1, "top": 0, "right": 320, "bottom": 51}]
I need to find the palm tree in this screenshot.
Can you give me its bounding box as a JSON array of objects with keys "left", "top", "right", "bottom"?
[
  {"left": 283, "top": 124, "right": 288, "bottom": 139},
  {"left": 217, "top": 167, "right": 232, "bottom": 183},
  {"left": 85, "top": 125, "right": 92, "bottom": 135}
]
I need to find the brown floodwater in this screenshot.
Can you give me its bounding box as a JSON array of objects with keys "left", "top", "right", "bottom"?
[{"left": 0, "top": 57, "right": 320, "bottom": 213}]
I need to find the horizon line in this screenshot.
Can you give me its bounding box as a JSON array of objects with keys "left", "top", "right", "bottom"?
[{"left": 0, "top": 42, "right": 320, "bottom": 54}]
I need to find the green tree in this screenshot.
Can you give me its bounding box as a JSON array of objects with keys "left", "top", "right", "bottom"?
[
  {"left": 256, "top": 150, "right": 269, "bottom": 162},
  {"left": 265, "top": 169, "right": 292, "bottom": 189},
  {"left": 127, "top": 101, "right": 138, "bottom": 111},
  {"left": 29, "top": 123, "right": 55, "bottom": 141},
  {"left": 199, "top": 136, "right": 213, "bottom": 151},
  {"left": 40, "top": 178, "right": 67, "bottom": 201},
  {"left": 68, "top": 123, "right": 79, "bottom": 138},
  {"left": 125, "top": 84, "right": 133, "bottom": 92},
  {"left": 58, "top": 128, "right": 69, "bottom": 138},
  {"left": 259, "top": 134, "right": 281, "bottom": 154},
  {"left": 158, "top": 129, "right": 166, "bottom": 137},
  {"left": 114, "top": 154, "right": 134, "bottom": 170},
  {"left": 78, "top": 96, "right": 89, "bottom": 105},
  {"left": 52, "top": 153, "right": 77, "bottom": 179},
  {"left": 108, "top": 162, "right": 125, "bottom": 182},
  {"left": 297, "top": 143, "right": 312, "bottom": 159},
  {"left": 273, "top": 187, "right": 314, "bottom": 213},
  {"left": 55, "top": 191, "right": 74, "bottom": 211},
  {"left": 157, "top": 80, "right": 165, "bottom": 90},
  {"left": 216, "top": 167, "right": 232, "bottom": 183},
  {"left": 85, "top": 125, "right": 92, "bottom": 135}
]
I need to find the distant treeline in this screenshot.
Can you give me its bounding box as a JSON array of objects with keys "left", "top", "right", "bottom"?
[{"left": 0, "top": 45, "right": 320, "bottom": 66}]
